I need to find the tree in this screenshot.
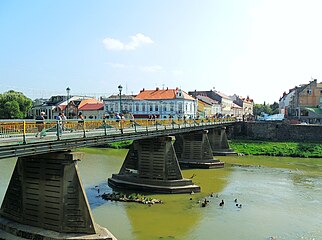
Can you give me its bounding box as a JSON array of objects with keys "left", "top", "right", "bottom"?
[
  {"left": 253, "top": 101, "right": 280, "bottom": 116},
  {"left": 0, "top": 90, "right": 32, "bottom": 119},
  {"left": 270, "top": 102, "right": 280, "bottom": 115}
]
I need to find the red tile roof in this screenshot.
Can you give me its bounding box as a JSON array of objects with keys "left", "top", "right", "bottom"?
[
  {"left": 78, "top": 103, "right": 104, "bottom": 111},
  {"left": 135, "top": 88, "right": 195, "bottom": 100}
]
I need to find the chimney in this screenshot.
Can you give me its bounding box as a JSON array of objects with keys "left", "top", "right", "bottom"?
[{"left": 156, "top": 87, "right": 159, "bottom": 91}]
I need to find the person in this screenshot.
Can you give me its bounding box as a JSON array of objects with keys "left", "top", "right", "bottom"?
[
  {"left": 56, "top": 113, "right": 63, "bottom": 137},
  {"left": 129, "top": 113, "right": 135, "bottom": 127},
  {"left": 35, "top": 112, "right": 46, "bottom": 138},
  {"left": 115, "top": 113, "right": 121, "bottom": 122},
  {"left": 77, "top": 112, "right": 84, "bottom": 131}
]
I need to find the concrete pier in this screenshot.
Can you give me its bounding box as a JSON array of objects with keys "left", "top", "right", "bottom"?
[
  {"left": 174, "top": 130, "right": 224, "bottom": 169},
  {"left": 208, "top": 127, "right": 237, "bottom": 156},
  {"left": 108, "top": 137, "right": 200, "bottom": 193},
  {"left": 0, "top": 152, "right": 116, "bottom": 240}
]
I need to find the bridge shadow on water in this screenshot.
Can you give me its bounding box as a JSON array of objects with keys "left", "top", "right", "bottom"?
[{"left": 85, "top": 182, "right": 114, "bottom": 210}]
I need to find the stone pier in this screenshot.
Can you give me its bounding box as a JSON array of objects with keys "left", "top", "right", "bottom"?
[
  {"left": 208, "top": 127, "right": 237, "bottom": 156},
  {"left": 108, "top": 137, "right": 200, "bottom": 193},
  {"left": 0, "top": 151, "right": 116, "bottom": 240},
  {"left": 174, "top": 130, "right": 224, "bottom": 169}
]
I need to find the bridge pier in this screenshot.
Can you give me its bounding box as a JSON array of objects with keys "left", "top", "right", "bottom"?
[
  {"left": 174, "top": 130, "right": 224, "bottom": 169},
  {"left": 0, "top": 152, "right": 115, "bottom": 240},
  {"left": 208, "top": 127, "right": 237, "bottom": 156},
  {"left": 108, "top": 136, "right": 200, "bottom": 193}
]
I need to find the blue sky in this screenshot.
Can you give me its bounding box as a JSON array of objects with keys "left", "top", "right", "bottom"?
[{"left": 1, "top": 0, "right": 322, "bottom": 103}]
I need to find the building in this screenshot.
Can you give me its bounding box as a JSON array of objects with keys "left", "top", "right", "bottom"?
[
  {"left": 195, "top": 95, "right": 221, "bottom": 118},
  {"left": 78, "top": 102, "right": 105, "bottom": 119},
  {"left": 30, "top": 95, "right": 100, "bottom": 119},
  {"left": 189, "top": 90, "right": 234, "bottom": 116},
  {"left": 102, "top": 87, "right": 197, "bottom": 119},
  {"left": 282, "top": 79, "right": 322, "bottom": 123},
  {"left": 134, "top": 88, "right": 197, "bottom": 119},
  {"left": 279, "top": 89, "right": 295, "bottom": 117},
  {"left": 231, "top": 94, "right": 254, "bottom": 118},
  {"left": 102, "top": 94, "right": 136, "bottom": 116}
]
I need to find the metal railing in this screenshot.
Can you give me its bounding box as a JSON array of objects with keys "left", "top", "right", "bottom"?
[{"left": 0, "top": 118, "right": 236, "bottom": 146}]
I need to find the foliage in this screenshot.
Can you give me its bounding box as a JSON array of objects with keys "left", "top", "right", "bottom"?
[
  {"left": 230, "top": 140, "right": 322, "bottom": 158},
  {"left": 0, "top": 90, "right": 32, "bottom": 119},
  {"left": 106, "top": 140, "right": 133, "bottom": 149},
  {"left": 253, "top": 101, "right": 279, "bottom": 116}
]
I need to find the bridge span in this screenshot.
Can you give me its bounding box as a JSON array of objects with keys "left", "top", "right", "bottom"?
[{"left": 0, "top": 118, "right": 236, "bottom": 240}]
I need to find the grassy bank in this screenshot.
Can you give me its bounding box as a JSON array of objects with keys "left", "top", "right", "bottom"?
[
  {"left": 97, "top": 139, "right": 322, "bottom": 158},
  {"left": 105, "top": 140, "right": 133, "bottom": 149},
  {"left": 229, "top": 140, "right": 322, "bottom": 158}
]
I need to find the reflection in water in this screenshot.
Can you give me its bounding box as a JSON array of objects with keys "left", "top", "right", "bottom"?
[{"left": 0, "top": 150, "right": 322, "bottom": 240}]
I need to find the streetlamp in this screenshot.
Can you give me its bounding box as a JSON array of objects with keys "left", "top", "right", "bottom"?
[
  {"left": 66, "top": 87, "right": 71, "bottom": 117},
  {"left": 118, "top": 85, "right": 123, "bottom": 113}
]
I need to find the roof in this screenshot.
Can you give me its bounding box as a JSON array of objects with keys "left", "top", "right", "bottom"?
[
  {"left": 78, "top": 99, "right": 102, "bottom": 108},
  {"left": 196, "top": 95, "right": 219, "bottom": 105},
  {"left": 304, "top": 107, "right": 322, "bottom": 115},
  {"left": 104, "top": 95, "right": 136, "bottom": 100},
  {"left": 135, "top": 88, "right": 195, "bottom": 101},
  {"left": 231, "top": 103, "right": 242, "bottom": 109},
  {"left": 78, "top": 103, "right": 104, "bottom": 111},
  {"left": 215, "top": 91, "right": 232, "bottom": 100}
]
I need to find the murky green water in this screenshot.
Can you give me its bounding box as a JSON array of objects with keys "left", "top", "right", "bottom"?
[{"left": 1, "top": 149, "right": 322, "bottom": 240}]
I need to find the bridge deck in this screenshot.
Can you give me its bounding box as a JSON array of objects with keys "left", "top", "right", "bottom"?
[{"left": 0, "top": 118, "right": 235, "bottom": 159}]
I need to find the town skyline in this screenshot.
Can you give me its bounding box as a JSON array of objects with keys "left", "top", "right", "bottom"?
[{"left": 2, "top": 0, "right": 322, "bottom": 104}]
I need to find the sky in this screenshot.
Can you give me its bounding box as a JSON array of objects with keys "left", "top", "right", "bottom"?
[{"left": 1, "top": 0, "right": 322, "bottom": 104}]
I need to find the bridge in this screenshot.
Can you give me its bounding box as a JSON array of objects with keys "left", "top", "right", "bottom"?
[{"left": 0, "top": 118, "right": 236, "bottom": 240}]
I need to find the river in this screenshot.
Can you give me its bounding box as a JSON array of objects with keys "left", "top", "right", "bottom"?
[{"left": 1, "top": 148, "right": 322, "bottom": 240}]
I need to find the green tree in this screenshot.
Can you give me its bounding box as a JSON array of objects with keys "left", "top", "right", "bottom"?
[
  {"left": 0, "top": 90, "right": 32, "bottom": 119},
  {"left": 270, "top": 102, "right": 280, "bottom": 114},
  {"left": 254, "top": 103, "right": 272, "bottom": 116}
]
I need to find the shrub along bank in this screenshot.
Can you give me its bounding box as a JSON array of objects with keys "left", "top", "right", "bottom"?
[{"left": 229, "top": 140, "right": 322, "bottom": 158}]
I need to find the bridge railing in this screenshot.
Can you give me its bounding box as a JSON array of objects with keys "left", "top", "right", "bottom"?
[{"left": 0, "top": 117, "right": 236, "bottom": 145}]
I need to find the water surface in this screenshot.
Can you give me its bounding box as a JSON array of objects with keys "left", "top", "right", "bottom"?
[{"left": 0, "top": 150, "right": 322, "bottom": 240}]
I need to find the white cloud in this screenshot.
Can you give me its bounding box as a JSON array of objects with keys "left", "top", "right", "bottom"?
[
  {"left": 102, "top": 38, "right": 125, "bottom": 51},
  {"left": 139, "top": 65, "right": 163, "bottom": 72},
  {"left": 103, "top": 33, "right": 153, "bottom": 51}
]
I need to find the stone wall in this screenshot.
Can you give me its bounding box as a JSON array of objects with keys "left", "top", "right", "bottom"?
[{"left": 232, "top": 121, "right": 322, "bottom": 142}]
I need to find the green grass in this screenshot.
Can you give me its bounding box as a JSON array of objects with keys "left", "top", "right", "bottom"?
[
  {"left": 105, "top": 140, "right": 133, "bottom": 149},
  {"left": 229, "top": 140, "right": 322, "bottom": 158}
]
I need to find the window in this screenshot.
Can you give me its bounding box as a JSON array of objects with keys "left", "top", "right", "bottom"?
[
  {"left": 136, "top": 104, "right": 139, "bottom": 112},
  {"left": 142, "top": 104, "right": 146, "bottom": 112},
  {"left": 155, "top": 105, "right": 158, "bottom": 111},
  {"left": 307, "top": 89, "right": 312, "bottom": 95},
  {"left": 170, "top": 102, "right": 174, "bottom": 111},
  {"left": 150, "top": 105, "right": 153, "bottom": 111},
  {"left": 320, "top": 90, "right": 322, "bottom": 95},
  {"left": 320, "top": 98, "right": 322, "bottom": 103}
]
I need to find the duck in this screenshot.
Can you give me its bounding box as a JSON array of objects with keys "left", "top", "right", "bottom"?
[
  {"left": 234, "top": 198, "right": 237, "bottom": 203},
  {"left": 219, "top": 200, "right": 224, "bottom": 206}
]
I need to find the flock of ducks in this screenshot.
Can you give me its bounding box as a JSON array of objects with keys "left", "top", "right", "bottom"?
[{"left": 190, "top": 191, "right": 243, "bottom": 209}]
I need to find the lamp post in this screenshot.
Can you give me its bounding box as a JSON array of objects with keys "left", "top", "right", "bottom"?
[
  {"left": 160, "top": 101, "right": 163, "bottom": 119},
  {"left": 66, "top": 87, "right": 70, "bottom": 117},
  {"left": 118, "top": 85, "right": 123, "bottom": 113}
]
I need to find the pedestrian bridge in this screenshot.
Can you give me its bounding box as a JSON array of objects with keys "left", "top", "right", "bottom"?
[
  {"left": 0, "top": 118, "right": 236, "bottom": 240},
  {"left": 0, "top": 118, "right": 235, "bottom": 159}
]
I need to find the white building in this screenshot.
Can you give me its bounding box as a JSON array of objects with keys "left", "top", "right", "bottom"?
[{"left": 102, "top": 87, "right": 197, "bottom": 119}]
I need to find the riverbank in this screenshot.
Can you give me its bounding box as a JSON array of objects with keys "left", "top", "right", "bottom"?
[
  {"left": 98, "top": 139, "right": 322, "bottom": 158},
  {"left": 229, "top": 139, "right": 322, "bottom": 158}
]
